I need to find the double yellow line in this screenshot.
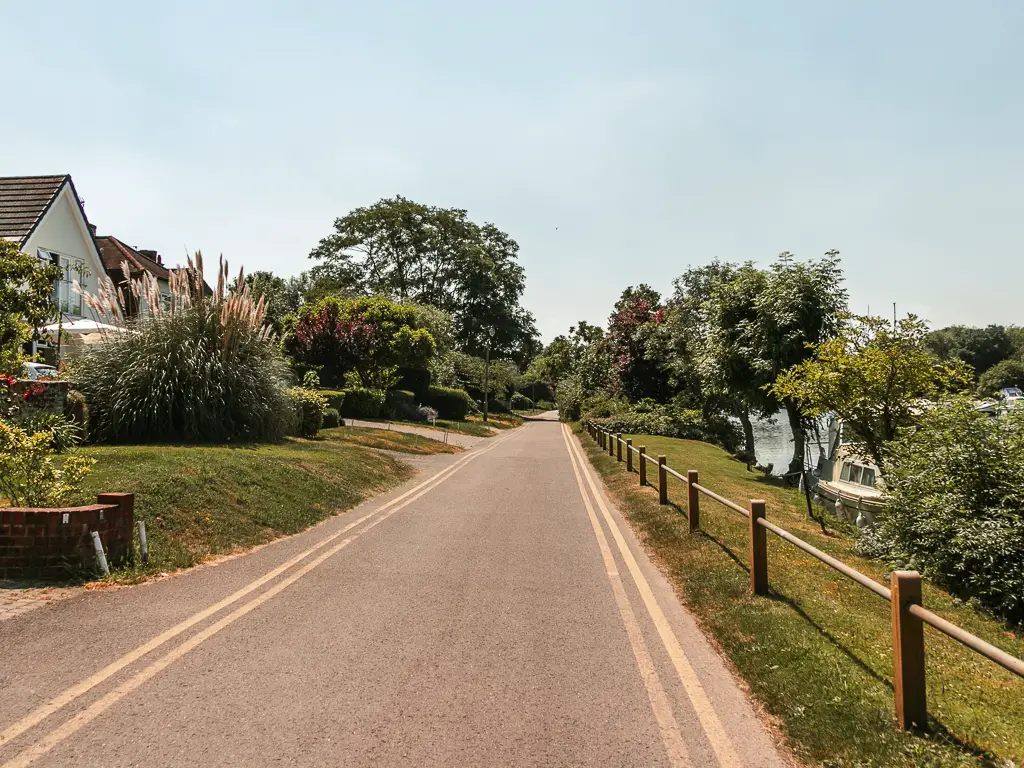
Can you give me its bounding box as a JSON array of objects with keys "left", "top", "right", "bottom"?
[
  {"left": 0, "top": 428, "right": 520, "bottom": 768},
  {"left": 560, "top": 423, "right": 742, "bottom": 768}
]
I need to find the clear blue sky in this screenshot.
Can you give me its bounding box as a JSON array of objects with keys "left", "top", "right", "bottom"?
[{"left": 3, "top": 1, "right": 1022, "bottom": 342}]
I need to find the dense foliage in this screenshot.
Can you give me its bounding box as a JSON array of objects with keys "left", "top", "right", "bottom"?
[
  {"left": 0, "top": 420, "right": 95, "bottom": 506},
  {"left": 423, "top": 386, "right": 473, "bottom": 420},
  {"left": 286, "top": 296, "right": 435, "bottom": 388},
  {"left": 925, "top": 324, "right": 1015, "bottom": 379},
  {"left": 773, "top": 315, "right": 971, "bottom": 470},
  {"left": 336, "top": 387, "right": 386, "bottom": 419},
  {"left": 860, "top": 398, "right": 1024, "bottom": 624},
  {"left": 308, "top": 196, "right": 539, "bottom": 364},
  {"left": 285, "top": 387, "right": 327, "bottom": 438},
  {"left": 0, "top": 240, "right": 61, "bottom": 375},
  {"left": 976, "top": 358, "right": 1024, "bottom": 397},
  {"left": 77, "top": 255, "right": 294, "bottom": 444}
]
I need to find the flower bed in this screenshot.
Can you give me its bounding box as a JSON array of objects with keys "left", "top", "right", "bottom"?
[{"left": 1, "top": 378, "right": 73, "bottom": 419}]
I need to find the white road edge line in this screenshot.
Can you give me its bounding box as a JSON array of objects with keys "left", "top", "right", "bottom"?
[
  {"left": 560, "top": 425, "right": 693, "bottom": 768},
  {"left": 0, "top": 428, "right": 519, "bottom": 761},
  {"left": 562, "top": 424, "right": 743, "bottom": 768}
]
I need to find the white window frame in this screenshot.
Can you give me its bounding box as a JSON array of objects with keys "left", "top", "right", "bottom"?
[{"left": 39, "top": 248, "right": 87, "bottom": 317}]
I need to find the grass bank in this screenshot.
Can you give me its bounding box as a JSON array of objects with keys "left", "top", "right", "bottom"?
[
  {"left": 576, "top": 425, "right": 1024, "bottom": 768},
  {"left": 74, "top": 428, "right": 457, "bottom": 580},
  {"left": 363, "top": 412, "right": 524, "bottom": 437}
]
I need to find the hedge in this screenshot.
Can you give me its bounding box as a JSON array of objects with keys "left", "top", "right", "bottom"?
[
  {"left": 338, "top": 387, "right": 386, "bottom": 419},
  {"left": 423, "top": 386, "right": 473, "bottom": 420}
]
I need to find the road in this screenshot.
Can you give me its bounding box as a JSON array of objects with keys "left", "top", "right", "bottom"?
[{"left": 0, "top": 413, "right": 787, "bottom": 767}]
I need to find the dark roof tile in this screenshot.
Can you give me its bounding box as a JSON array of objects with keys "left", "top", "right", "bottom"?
[{"left": 0, "top": 175, "right": 70, "bottom": 244}]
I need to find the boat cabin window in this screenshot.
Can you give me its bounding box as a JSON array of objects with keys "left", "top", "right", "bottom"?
[{"left": 840, "top": 462, "right": 876, "bottom": 488}]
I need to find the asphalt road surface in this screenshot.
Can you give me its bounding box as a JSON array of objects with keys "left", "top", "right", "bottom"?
[{"left": 0, "top": 413, "right": 788, "bottom": 767}]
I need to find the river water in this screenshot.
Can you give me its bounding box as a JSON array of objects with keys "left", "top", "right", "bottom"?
[{"left": 748, "top": 416, "right": 828, "bottom": 476}]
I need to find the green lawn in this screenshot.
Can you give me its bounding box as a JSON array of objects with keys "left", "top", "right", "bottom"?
[
  {"left": 579, "top": 426, "right": 1024, "bottom": 768},
  {"left": 73, "top": 428, "right": 456, "bottom": 580}
]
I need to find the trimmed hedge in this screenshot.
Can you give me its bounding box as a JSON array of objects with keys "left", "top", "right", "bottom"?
[
  {"left": 322, "top": 407, "right": 341, "bottom": 428},
  {"left": 338, "top": 387, "right": 385, "bottom": 419},
  {"left": 395, "top": 367, "right": 431, "bottom": 399},
  {"left": 285, "top": 388, "right": 327, "bottom": 438},
  {"left": 423, "top": 386, "right": 473, "bottom": 420},
  {"left": 317, "top": 389, "right": 347, "bottom": 413},
  {"left": 384, "top": 389, "right": 418, "bottom": 420}
]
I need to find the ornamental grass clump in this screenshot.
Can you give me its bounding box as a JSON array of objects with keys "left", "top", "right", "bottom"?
[{"left": 77, "top": 253, "right": 293, "bottom": 444}]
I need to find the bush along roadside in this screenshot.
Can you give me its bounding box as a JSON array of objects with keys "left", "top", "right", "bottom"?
[{"left": 576, "top": 425, "right": 1024, "bottom": 768}]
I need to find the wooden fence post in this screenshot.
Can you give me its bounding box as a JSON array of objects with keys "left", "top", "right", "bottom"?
[
  {"left": 687, "top": 470, "right": 699, "bottom": 533},
  {"left": 609, "top": 432, "right": 615, "bottom": 457},
  {"left": 616, "top": 434, "right": 623, "bottom": 462},
  {"left": 658, "top": 456, "right": 668, "bottom": 504},
  {"left": 639, "top": 447, "right": 647, "bottom": 486},
  {"left": 749, "top": 500, "right": 768, "bottom": 595},
  {"left": 891, "top": 571, "right": 927, "bottom": 731},
  {"left": 626, "top": 439, "right": 633, "bottom": 472}
]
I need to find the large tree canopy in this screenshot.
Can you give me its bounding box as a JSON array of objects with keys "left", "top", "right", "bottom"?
[{"left": 309, "top": 197, "right": 538, "bottom": 364}]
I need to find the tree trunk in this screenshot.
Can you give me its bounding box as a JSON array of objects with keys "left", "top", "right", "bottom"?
[
  {"left": 785, "top": 400, "right": 805, "bottom": 484},
  {"left": 736, "top": 406, "right": 756, "bottom": 466}
]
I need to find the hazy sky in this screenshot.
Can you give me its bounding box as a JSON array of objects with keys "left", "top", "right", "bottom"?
[{"left": 3, "top": 1, "right": 1022, "bottom": 342}]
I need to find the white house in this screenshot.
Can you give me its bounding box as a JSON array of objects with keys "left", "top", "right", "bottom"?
[
  {"left": 0, "top": 174, "right": 107, "bottom": 320},
  {"left": 0, "top": 175, "right": 117, "bottom": 361}
]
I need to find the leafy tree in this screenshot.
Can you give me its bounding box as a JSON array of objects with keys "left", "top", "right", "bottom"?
[
  {"left": 1, "top": 240, "right": 61, "bottom": 375},
  {"left": 606, "top": 284, "right": 671, "bottom": 402},
  {"left": 701, "top": 265, "right": 784, "bottom": 462},
  {"left": 755, "top": 251, "right": 848, "bottom": 477},
  {"left": 244, "top": 271, "right": 303, "bottom": 334},
  {"left": 771, "top": 315, "right": 971, "bottom": 471},
  {"left": 976, "top": 358, "right": 1024, "bottom": 397},
  {"left": 925, "top": 324, "right": 1014, "bottom": 379},
  {"left": 859, "top": 397, "right": 1024, "bottom": 624},
  {"left": 309, "top": 197, "right": 538, "bottom": 363},
  {"left": 527, "top": 321, "right": 604, "bottom": 392},
  {"left": 285, "top": 296, "right": 435, "bottom": 388}
]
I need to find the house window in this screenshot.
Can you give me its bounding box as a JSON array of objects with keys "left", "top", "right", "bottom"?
[{"left": 40, "top": 249, "right": 87, "bottom": 317}]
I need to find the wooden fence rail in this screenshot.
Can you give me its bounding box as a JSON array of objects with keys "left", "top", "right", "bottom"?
[{"left": 587, "top": 424, "right": 1024, "bottom": 732}]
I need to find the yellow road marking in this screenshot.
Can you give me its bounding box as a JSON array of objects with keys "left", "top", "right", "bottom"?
[
  {"left": 0, "top": 429, "right": 519, "bottom": 764},
  {"left": 560, "top": 426, "right": 693, "bottom": 768},
  {"left": 562, "top": 424, "right": 743, "bottom": 768}
]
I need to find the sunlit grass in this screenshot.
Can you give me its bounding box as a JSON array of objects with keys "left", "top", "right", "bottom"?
[{"left": 579, "top": 425, "right": 1024, "bottom": 768}]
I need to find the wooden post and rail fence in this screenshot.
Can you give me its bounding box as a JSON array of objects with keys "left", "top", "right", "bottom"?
[{"left": 585, "top": 422, "right": 1023, "bottom": 732}]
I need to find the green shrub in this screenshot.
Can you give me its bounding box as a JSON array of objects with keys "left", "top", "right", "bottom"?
[
  {"left": 0, "top": 421, "right": 95, "bottom": 506},
  {"left": 285, "top": 387, "right": 327, "bottom": 438},
  {"left": 384, "top": 389, "right": 418, "bottom": 420},
  {"left": 322, "top": 408, "right": 341, "bottom": 429},
  {"left": 555, "top": 375, "right": 584, "bottom": 421},
  {"left": 317, "top": 389, "right": 347, "bottom": 412},
  {"left": 76, "top": 259, "right": 293, "bottom": 444},
  {"left": 510, "top": 393, "right": 534, "bottom": 410},
  {"left": 585, "top": 404, "right": 741, "bottom": 453},
  {"left": 536, "top": 400, "right": 555, "bottom": 410},
  {"left": 859, "top": 398, "right": 1024, "bottom": 624},
  {"left": 423, "top": 386, "right": 473, "bottom": 420},
  {"left": 339, "top": 387, "right": 385, "bottom": 419}
]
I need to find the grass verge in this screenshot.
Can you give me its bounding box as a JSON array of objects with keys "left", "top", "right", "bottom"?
[
  {"left": 73, "top": 428, "right": 455, "bottom": 580},
  {"left": 576, "top": 425, "right": 1024, "bottom": 768}
]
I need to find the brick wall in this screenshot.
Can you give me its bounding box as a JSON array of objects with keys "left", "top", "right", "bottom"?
[
  {"left": 1, "top": 379, "right": 73, "bottom": 418},
  {"left": 0, "top": 493, "right": 134, "bottom": 580}
]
